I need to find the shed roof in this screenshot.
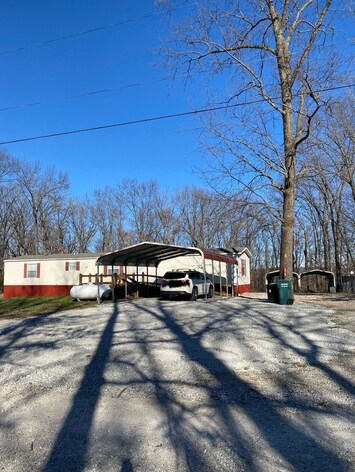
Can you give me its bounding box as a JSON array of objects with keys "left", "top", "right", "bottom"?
[{"left": 96, "top": 242, "right": 237, "bottom": 267}]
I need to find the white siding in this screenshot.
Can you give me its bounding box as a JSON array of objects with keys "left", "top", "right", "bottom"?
[{"left": 4, "top": 256, "right": 99, "bottom": 286}]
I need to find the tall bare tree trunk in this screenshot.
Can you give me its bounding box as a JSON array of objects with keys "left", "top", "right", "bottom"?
[
  {"left": 280, "top": 174, "right": 296, "bottom": 279},
  {"left": 280, "top": 109, "right": 296, "bottom": 279}
]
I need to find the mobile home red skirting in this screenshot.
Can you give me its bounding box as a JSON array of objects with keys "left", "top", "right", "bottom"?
[
  {"left": 3, "top": 285, "right": 72, "bottom": 298},
  {"left": 235, "top": 284, "right": 251, "bottom": 294},
  {"left": 216, "top": 284, "right": 251, "bottom": 295}
]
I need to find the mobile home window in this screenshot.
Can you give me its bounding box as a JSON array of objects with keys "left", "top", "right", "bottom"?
[
  {"left": 27, "top": 263, "right": 38, "bottom": 278},
  {"left": 241, "top": 259, "right": 247, "bottom": 277},
  {"left": 65, "top": 261, "right": 80, "bottom": 271},
  {"left": 107, "top": 266, "right": 120, "bottom": 275}
]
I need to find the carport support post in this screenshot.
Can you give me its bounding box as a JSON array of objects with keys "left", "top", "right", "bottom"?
[
  {"left": 125, "top": 265, "right": 128, "bottom": 300},
  {"left": 203, "top": 256, "right": 208, "bottom": 303},
  {"left": 96, "top": 263, "right": 101, "bottom": 305},
  {"left": 226, "top": 264, "right": 229, "bottom": 298},
  {"left": 136, "top": 265, "right": 139, "bottom": 298},
  {"left": 146, "top": 265, "right": 149, "bottom": 297},
  {"left": 231, "top": 264, "right": 235, "bottom": 298},
  {"left": 155, "top": 266, "right": 158, "bottom": 293},
  {"left": 211, "top": 260, "right": 216, "bottom": 300},
  {"left": 111, "top": 264, "right": 115, "bottom": 302},
  {"left": 231, "top": 265, "right": 235, "bottom": 298},
  {"left": 219, "top": 261, "right": 223, "bottom": 300}
]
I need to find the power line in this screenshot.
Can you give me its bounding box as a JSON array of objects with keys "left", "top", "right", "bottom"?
[
  {"left": 1, "top": 1, "right": 351, "bottom": 58},
  {"left": 1, "top": 2, "right": 350, "bottom": 57},
  {"left": 1, "top": 106, "right": 233, "bottom": 145},
  {"left": 0, "top": 83, "right": 353, "bottom": 146},
  {"left": 1, "top": 50, "right": 352, "bottom": 113},
  {"left": 0, "top": 78, "right": 167, "bottom": 112},
  {"left": 0, "top": 3, "right": 196, "bottom": 56}
]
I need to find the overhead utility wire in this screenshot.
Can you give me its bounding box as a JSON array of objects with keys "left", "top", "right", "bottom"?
[
  {"left": 0, "top": 3, "right": 349, "bottom": 57},
  {"left": 1, "top": 50, "right": 351, "bottom": 112},
  {"left": 0, "top": 78, "right": 167, "bottom": 112},
  {"left": 0, "top": 83, "right": 353, "bottom": 146},
  {"left": 0, "top": 3, "right": 196, "bottom": 56},
  {"left": 0, "top": 1, "right": 348, "bottom": 57}
]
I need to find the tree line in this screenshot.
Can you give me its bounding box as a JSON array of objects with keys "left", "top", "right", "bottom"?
[
  {"left": 0, "top": 155, "right": 252, "bottom": 258},
  {"left": 1, "top": 94, "right": 353, "bottom": 291}
]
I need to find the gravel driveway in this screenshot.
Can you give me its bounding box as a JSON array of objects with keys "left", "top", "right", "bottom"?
[{"left": 0, "top": 296, "right": 354, "bottom": 471}]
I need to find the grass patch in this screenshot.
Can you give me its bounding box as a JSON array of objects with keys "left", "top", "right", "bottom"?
[{"left": 0, "top": 296, "right": 97, "bottom": 320}]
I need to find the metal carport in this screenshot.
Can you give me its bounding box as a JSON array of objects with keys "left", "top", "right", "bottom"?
[{"left": 96, "top": 241, "right": 237, "bottom": 302}]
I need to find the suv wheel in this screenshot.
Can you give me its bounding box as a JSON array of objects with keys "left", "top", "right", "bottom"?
[{"left": 190, "top": 287, "right": 198, "bottom": 301}]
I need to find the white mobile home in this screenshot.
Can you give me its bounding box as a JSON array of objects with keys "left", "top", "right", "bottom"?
[
  {"left": 3, "top": 243, "right": 251, "bottom": 298},
  {"left": 3, "top": 253, "right": 104, "bottom": 298}
]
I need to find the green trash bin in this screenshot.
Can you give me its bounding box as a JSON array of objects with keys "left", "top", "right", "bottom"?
[{"left": 276, "top": 279, "right": 294, "bottom": 305}]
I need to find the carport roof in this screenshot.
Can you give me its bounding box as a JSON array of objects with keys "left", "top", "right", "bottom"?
[{"left": 96, "top": 242, "right": 237, "bottom": 267}]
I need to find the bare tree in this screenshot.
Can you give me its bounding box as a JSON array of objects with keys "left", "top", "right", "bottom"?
[
  {"left": 67, "top": 199, "right": 97, "bottom": 253},
  {"left": 91, "top": 187, "right": 129, "bottom": 252},
  {"left": 119, "top": 179, "right": 164, "bottom": 244},
  {"left": 0, "top": 185, "right": 17, "bottom": 286},
  {"left": 0, "top": 151, "right": 18, "bottom": 260},
  {"left": 315, "top": 96, "right": 355, "bottom": 202},
  {"left": 160, "top": 0, "right": 336, "bottom": 281},
  {"left": 0, "top": 149, "right": 19, "bottom": 183},
  {"left": 297, "top": 96, "right": 355, "bottom": 287},
  {"left": 14, "top": 162, "right": 69, "bottom": 254}
]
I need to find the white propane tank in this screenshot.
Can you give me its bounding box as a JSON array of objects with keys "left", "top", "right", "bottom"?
[{"left": 70, "top": 283, "right": 111, "bottom": 301}]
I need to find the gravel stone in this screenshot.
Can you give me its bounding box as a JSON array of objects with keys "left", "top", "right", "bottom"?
[{"left": 0, "top": 295, "right": 354, "bottom": 471}]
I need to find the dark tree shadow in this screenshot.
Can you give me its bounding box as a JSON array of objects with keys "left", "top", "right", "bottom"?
[
  {"left": 42, "top": 303, "right": 119, "bottom": 472},
  {"left": 120, "top": 458, "right": 133, "bottom": 471},
  {"left": 0, "top": 312, "right": 57, "bottom": 358},
  {"left": 250, "top": 308, "right": 355, "bottom": 396},
  {"left": 131, "top": 300, "right": 350, "bottom": 471},
  {"left": 3, "top": 296, "right": 351, "bottom": 471}
]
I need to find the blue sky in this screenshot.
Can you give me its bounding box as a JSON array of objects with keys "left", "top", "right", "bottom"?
[
  {"left": 0, "top": 1, "right": 207, "bottom": 195},
  {"left": 0, "top": 1, "right": 353, "bottom": 196}
]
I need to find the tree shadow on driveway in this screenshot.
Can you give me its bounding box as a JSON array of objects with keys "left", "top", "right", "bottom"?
[
  {"left": 131, "top": 299, "right": 351, "bottom": 471},
  {"left": 30, "top": 297, "right": 353, "bottom": 472},
  {"left": 42, "top": 302, "right": 120, "bottom": 472}
]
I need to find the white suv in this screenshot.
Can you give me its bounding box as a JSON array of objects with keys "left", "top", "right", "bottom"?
[{"left": 160, "top": 270, "right": 214, "bottom": 300}]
